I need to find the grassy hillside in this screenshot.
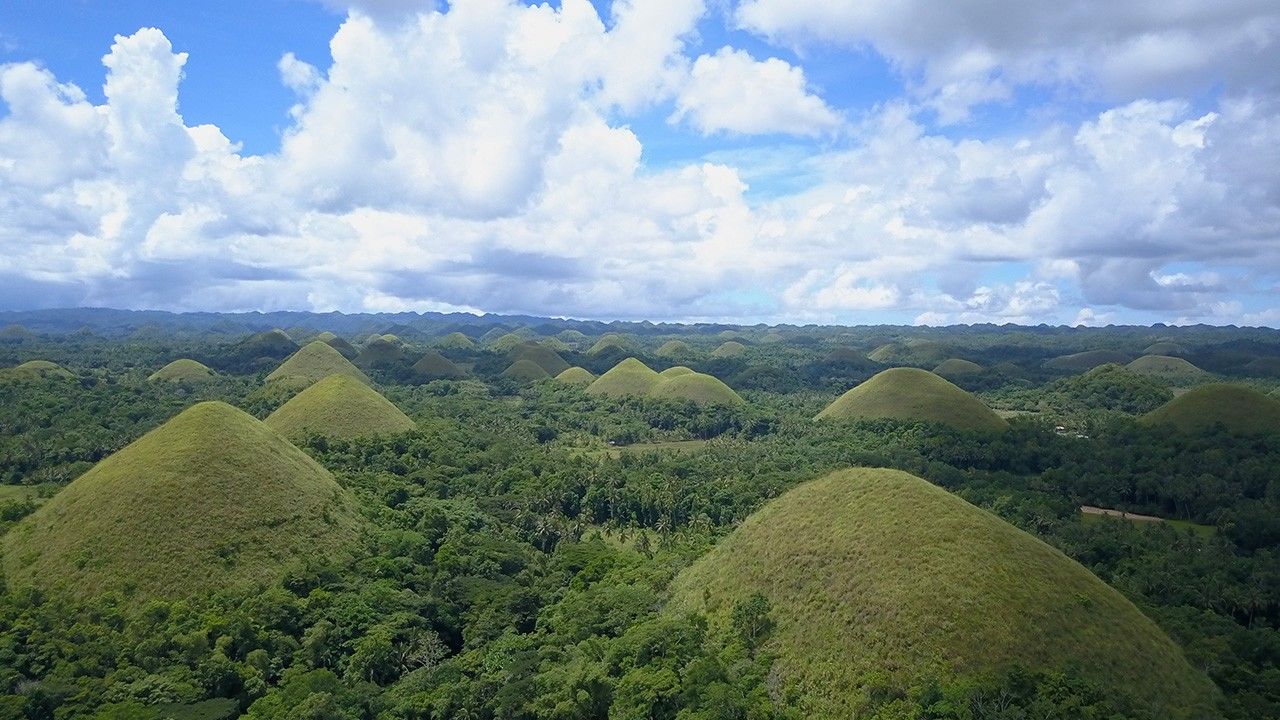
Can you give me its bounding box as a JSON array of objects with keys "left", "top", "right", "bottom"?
[
  {"left": 266, "top": 341, "right": 370, "bottom": 388},
  {"left": 501, "top": 359, "right": 551, "bottom": 383},
  {"left": 3, "top": 402, "right": 361, "bottom": 601},
  {"left": 1044, "top": 349, "right": 1131, "bottom": 371},
  {"left": 587, "top": 334, "right": 634, "bottom": 356},
  {"left": 3, "top": 360, "right": 74, "bottom": 380},
  {"left": 148, "top": 359, "right": 216, "bottom": 383},
  {"left": 508, "top": 343, "right": 570, "bottom": 376},
  {"left": 932, "top": 358, "right": 983, "bottom": 377},
  {"left": 817, "top": 367, "right": 1007, "bottom": 431},
  {"left": 1144, "top": 341, "right": 1188, "bottom": 356},
  {"left": 658, "top": 366, "right": 694, "bottom": 378},
  {"left": 1127, "top": 354, "right": 1206, "bottom": 380},
  {"left": 434, "top": 332, "right": 476, "bottom": 349},
  {"left": 655, "top": 340, "right": 691, "bottom": 358},
  {"left": 666, "top": 468, "right": 1217, "bottom": 718},
  {"left": 869, "top": 340, "right": 948, "bottom": 365},
  {"left": 1143, "top": 384, "right": 1280, "bottom": 434},
  {"left": 265, "top": 374, "right": 415, "bottom": 440},
  {"left": 355, "top": 337, "right": 405, "bottom": 369},
  {"left": 586, "top": 357, "right": 660, "bottom": 398},
  {"left": 489, "top": 332, "right": 530, "bottom": 353},
  {"left": 412, "top": 349, "right": 464, "bottom": 379},
  {"left": 650, "top": 372, "right": 745, "bottom": 407},
  {"left": 710, "top": 341, "right": 747, "bottom": 359},
  {"left": 554, "top": 367, "right": 596, "bottom": 386},
  {"left": 321, "top": 334, "right": 359, "bottom": 359}
]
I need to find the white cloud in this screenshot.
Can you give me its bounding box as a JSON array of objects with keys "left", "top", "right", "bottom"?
[
  {"left": 672, "top": 47, "right": 840, "bottom": 136},
  {"left": 0, "top": 2, "right": 1277, "bottom": 325},
  {"left": 736, "top": 0, "right": 1280, "bottom": 119}
]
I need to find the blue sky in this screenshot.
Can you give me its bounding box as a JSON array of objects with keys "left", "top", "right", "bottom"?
[{"left": 0, "top": 0, "right": 1277, "bottom": 325}]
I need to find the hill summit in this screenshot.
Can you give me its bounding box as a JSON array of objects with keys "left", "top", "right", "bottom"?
[
  {"left": 1143, "top": 384, "right": 1280, "bottom": 434},
  {"left": 586, "top": 357, "right": 660, "bottom": 397},
  {"left": 817, "top": 367, "right": 1006, "bottom": 431},
  {"left": 666, "top": 468, "right": 1216, "bottom": 718},
  {"left": 267, "top": 341, "right": 370, "bottom": 388},
  {"left": 2, "top": 402, "right": 361, "bottom": 601},
  {"left": 650, "top": 371, "right": 745, "bottom": 407},
  {"left": 148, "top": 359, "right": 215, "bottom": 383},
  {"left": 265, "top": 374, "right": 416, "bottom": 440}
]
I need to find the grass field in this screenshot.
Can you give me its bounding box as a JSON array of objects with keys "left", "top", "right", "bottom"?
[
  {"left": 666, "top": 468, "right": 1216, "bottom": 718},
  {"left": 1080, "top": 508, "right": 1216, "bottom": 538}
]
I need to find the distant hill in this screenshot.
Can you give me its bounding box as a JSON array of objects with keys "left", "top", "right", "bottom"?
[
  {"left": 411, "top": 349, "right": 465, "bottom": 380},
  {"left": 586, "top": 358, "right": 661, "bottom": 398},
  {"left": 666, "top": 468, "right": 1217, "bottom": 718},
  {"left": 710, "top": 341, "right": 747, "bottom": 359},
  {"left": 214, "top": 329, "right": 300, "bottom": 371},
  {"left": 817, "top": 368, "right": 1006, "bottom": 431},
  {"left": 932, "top": 358, "right": 984, "bottom": 377},
  {"left": 355, "top": 337, "right": 406, "bottom": 369},
  {"left": 868, "top": 340, "right": 948, "bottom": 366},
  {"left": 148, "top": 359, "right": 216, "bottom": 383},
  {"left": 655, "top": 340, "right": 691, "bottom": 358},
  {"left": 1043, "top": 349, "right": 1130, "bottom": 372},
  {"left": 1, "top": 360, "right": 74, "bottom": 380},
  {"left": 650, "top": 371, "right": 745, "bottom": 407},
  {"left": 1143, "top": 384, "right": 1280, "bottom": 434},
  {"left": 501, "top": 359, "right": 551, "bottom": 383},
  {"left": 265, "top": 374, "right": 415, "bottom": 440},
  {"left": 3, "top": 402, "right": 361, "bottom": 601},
  {"left": 555, "top": 367, "right": 596, "bottom": 386},
  {"left": 267, "top": 341, "right": 370, "bottom": 389},
  {"left": 1126, "top": 355, "right": 1206, "bottom": 381},
  {"left": 587, "top": 333, "right": 635, "bottom": 356},
  {"left": 433, "top": 332, "right": 476, "bottom": 350},
  {"left": 1144, "top": 341, "right": 1188, "bottom": 356},
  {"left": 508, "top": 342, "right": 570, "bottom": 376},
  {"left": 319, "top": 333, "right": 359, "bottom": 360},
  {"left": 658, "top": 366, "right": 695, "bottom": 378}
]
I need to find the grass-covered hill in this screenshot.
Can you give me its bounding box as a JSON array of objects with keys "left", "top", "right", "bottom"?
[
  {"left": 586, "top": 357, "right": 660, "bottom": 398},
  {"left": 1043, "top": 349, "right": 1131, "bottom": 372},
  {"left": 148, "top": 359, "right": 216, "bottom": 383},
  {"left": 0, "top": 324, "right": 35, "bottom": 343},
  {"left": 658, "top": 366, "right": 694, "bottom": 378},
  {"left": 932, "top": 358, "right": 983, "bottom": 377},
  {"left": 1143, "top": 384, "right": 1280, "bottom": 434},
  {"left": 2, "top": 402, "right": 361, "bottom": 602},
  {"left": 655, "top": 340, "right": 691, "bottom": 358},
  {"left": 1048, "top": 364, "right": 1173, "bottom": 414},
  {"left": 1241, "top": 357, "right": 1280, "bottom": 377},
  {"left": 2, "top": 360, "right": 74, "bottom": 380},
  {"left": 320, "top": 333, "right": 359, "bottom": 360},
  {"left": 434, "top": 331, "right": 476, "bottom": 350},
  {"left": 868, "top": 340, "right": 948, "bottom": 366},
  {"left": 817, "top": 367, "right": 1007, "bottom": 431},
  {"left": 355, "top": 337, "right": 406, "bottom": 369},
  {"left": 710, "top": 341, "right": 747, "bottom": 359},
  {"left": 508, "top": 342, "right": 570, "bottom": 376},
  {"left": 489, "top": 332, "right": 531, "bottom": 353},
  {"left": 412, "top": 349, "right": 465, "bottom": 380},
  {"left": 650, "top": 371, "right": 746, "bottom": 407},
  {"left": 587, "top": 333, "right": 634, "bottom": 356},
  {"left": 666, "top": 468, "right": 1217, "bottom": 718},
  {"left": 501, "top": 359, "right": 552, "bottom": 383},
  {"left": 554, "top": 366, "right": 596, "bottom": 386},
  {"left": 265, "top": 374, "right": 415, "bottom": 440},
  {"left": 266, "top": 341, "right": 371, "bottom": 388},
  {"left": 1126, "top": 354, "right": 1206, "bottom": 381},
  {"left": 1144, "top": 341, "right": 1188, "bottom": 356}
]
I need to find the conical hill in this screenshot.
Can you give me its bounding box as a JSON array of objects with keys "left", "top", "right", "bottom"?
[
  {"left": 265, "top": 374, "right": 415, "bottom": 440},
  {"left": 817, "top": 367, "right": 1006, "bottom": 431},
  {"left": 267, "top": 341, "right": 370, "bottom": 389}
]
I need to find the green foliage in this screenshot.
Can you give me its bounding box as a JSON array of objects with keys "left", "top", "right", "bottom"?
[
  {"left": 265, "top": 374, "right": 415, "bottom": 440},
  {"left": 1043, "top": 350, "right": 1131, "bottom": 372},
  {"left": 817, "top": 368, "right": 1007, "bottom": 431}
]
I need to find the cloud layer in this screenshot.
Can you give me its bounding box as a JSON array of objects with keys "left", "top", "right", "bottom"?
[{"left": 0, "top": 0, "right": 1277, "bottom": 325}]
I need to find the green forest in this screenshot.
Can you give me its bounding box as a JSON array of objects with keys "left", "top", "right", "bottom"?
[{"left": 0, "top": 312, "right": 1278, "bottom": 719}]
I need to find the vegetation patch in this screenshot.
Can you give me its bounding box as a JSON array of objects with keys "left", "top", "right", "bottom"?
[
  {"left": 508, "top": 342, "right": 570, "bottom": 376},
  {"left": 2, "top": 401, "right": 362, "bottom": 602},
  {"left": 666, "top": 468, "right": 1217, "bottom": 719},
  {"left": 650, "top": 371, "right": 746, "bottom": 407},
  {"left": 355, "top": 337, "right": 406, "bottom": 369},
  {"left": 817, "top": 367, "right": 1007, "bottom": 431},
  {"left": 2, "top": 360, "right": 74, "bottom": 380},
  {"left": 412, "top": 349, "right": 465, "bottom": 380},
  {"left": 655, "top": 340, "right": 691, "bottom": 358},
  {"left": 265, "top": 374, "right": 415, "bottom": 440},
  {"left": 710, "top": 341, "right": 747, "bottom": 358},
  {"left": 1043, "top": 349, "right": 1131, "bottom": 372},
  {"left": 501, "top": 359, "right": 552, "bottom": 383},
  {"left": 434, "top": 331, "right": 476, "bottom": 349},
  {"left": 932, "top": 358, "right": 984, "bottom": 377},
  {"left": 554, "top": 366, "right": 596, "bottom": 386}
]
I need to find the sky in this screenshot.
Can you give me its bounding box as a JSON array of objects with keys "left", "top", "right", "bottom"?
[{"left": 0, "top": 0, "right": 1278, "bottom": 326}]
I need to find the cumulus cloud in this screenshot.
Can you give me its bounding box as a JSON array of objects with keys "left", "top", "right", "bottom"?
[
  {"left": 672, "top": 47, "right": 841, "bottom": 136},
  {"left": 0, "top": 0, "right": 1277, "bottom": 325},
  {"left": 736, "top": 0, "right": 1280, "bottom": 119}
]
